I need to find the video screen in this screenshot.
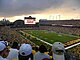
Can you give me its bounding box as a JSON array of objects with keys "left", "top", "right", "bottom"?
[{"left": 24, "top": 19, "right": 36, "bottom": 24}]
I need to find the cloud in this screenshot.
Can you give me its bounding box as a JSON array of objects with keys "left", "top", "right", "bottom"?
[
  {"left": 0, "top": 0, "right": 80, "bottom": 17},
  {"left": 0, "top": 0, "right": 64, "bottom": 17}
]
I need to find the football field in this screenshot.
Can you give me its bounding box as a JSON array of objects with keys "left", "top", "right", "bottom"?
[{"left": 23, "top": 30, "right": 79, "bottom": 44}]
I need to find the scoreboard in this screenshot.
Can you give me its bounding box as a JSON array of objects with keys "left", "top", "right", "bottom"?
[{"left": 24, "top": 16, "right": 36, "bottom": 24}]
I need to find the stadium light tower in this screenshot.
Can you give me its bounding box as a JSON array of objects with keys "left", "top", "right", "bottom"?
[
  {"left": 49, "top": 15, "right": 51, "bottom": 20},
  {"left": 57, "top": 14, "right": 61, "bottom": 20},
  {"left": 49, "top": 14, "right": 56, "bottom": 20},
  {"left": 58, "top": 15, "right": 60, "bottom": 20},
  {"left": 49, "top": 14, "right": 61, "bottom": 20},
  {"left": 56, "top": 15, "right": 57, "bottom": 20},
  {"left": 53, "top": 16, "right": 54, "bottom": 20}
]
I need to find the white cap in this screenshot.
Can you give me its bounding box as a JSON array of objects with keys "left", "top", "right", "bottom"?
[
  {"left": 0, "top": 41, "right": 7, "bottom": 45},
  {"left": 52, "top": 42, "right": 64, "bottom": 50},
  {"left": 52, "top": 42, "right": 65, "bottom": 60},
  {"left": 0, "top": 42, "right": 6, "bottom": 51},
  {"left": 19, "top": 44, "right": 32, "bottom": 56}
]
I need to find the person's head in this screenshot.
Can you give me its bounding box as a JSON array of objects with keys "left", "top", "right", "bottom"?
[
  {"left": 0, "top": 42, "right": 10, "bottom": 58},
  {"left": 52, "top": 42, "right": 65, "bottom": 55},
  {"left": 19, "top": 44, "right": 32, "bottom": 60},
  {"left": 11, "top": 41, "right": 18, "bottom": 49},
  {"left": 39, "top": 45, "right": 47, "bottom": 53},
  {"left": 52, "top": 42, "right": 65, "bottom": 60},
  {"left": 0, "top": 40, "right": 8, "bottom": 46},
  {"left": 32, "top": 46, "right": 39, "bottom": 52}
]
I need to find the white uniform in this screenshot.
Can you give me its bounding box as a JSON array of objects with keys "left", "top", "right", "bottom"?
[
  {"left": 7, "top": 48, "right": 19, "bottom": 60},
  {"left": 0, "top": 56, "right": 8, "bottom": 60}
]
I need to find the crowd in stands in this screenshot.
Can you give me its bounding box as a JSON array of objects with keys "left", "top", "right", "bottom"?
[
  {"left": 39, "top": 26, "right": 80, "bottom": 36},
  {"left": 66, "top": 45, "right": 80, "bottom": 59},
  {"left": 39, "top": 20, "right": 80, "bottom": 26},
  {"left": 13, "top": 19, "right": 80, "bottom": 36},
  {"left": 0, "top": 26, "right": 80, "bottom": 60},
  {"left": 39, "top": 20, "right": 80, "bottom": 36}
]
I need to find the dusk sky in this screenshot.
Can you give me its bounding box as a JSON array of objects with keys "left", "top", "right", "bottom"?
[{"left": 0, "top": 0, "right": 80, "bottom": 22}]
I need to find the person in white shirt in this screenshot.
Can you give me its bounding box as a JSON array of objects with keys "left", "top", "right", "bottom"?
[
  {"left": 7, "top": 42, "right": 19, "bottom": 60},
  {"left": 0, "top": 42, "right": 9, "bottom": 60}
]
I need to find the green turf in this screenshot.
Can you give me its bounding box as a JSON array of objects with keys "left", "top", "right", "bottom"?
[{"left": 24, "top": 30, "right": 78, "bottom": 44}]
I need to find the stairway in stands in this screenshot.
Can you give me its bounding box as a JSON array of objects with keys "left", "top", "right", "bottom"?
[{"left": 64, "top": 39, "right": 80, "bottom": 50}]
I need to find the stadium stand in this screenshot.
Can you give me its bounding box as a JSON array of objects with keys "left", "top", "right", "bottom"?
[
  {"left": 39, "top": 19, "right": 80, "bottom": 36},
  {"left": 0, "top": 19, "right": 80, "bottom": 60}
]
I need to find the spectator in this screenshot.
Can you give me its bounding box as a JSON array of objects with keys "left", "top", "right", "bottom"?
[
  {"left": 34, "top": 45, "right": 50, "bottom": 60},
  {"left": 7, "top": 42, "right": 19, "bottom": 60},
  {"left": 19, "top": 44, "right": 33, "bottom": 60},
  {"left": 0, "top": 41, "right": 7, "bottom": 46},
  {"left": 52, "top": 42, "right": 65, "bottom": 60},
  {"left": 33, "top": 46, "right": 39, "bottom": 52},
  {"left": 32, "top": 46, "right": 39, "bottom": 55},
  {"left": 48, "top": 48, "right": 53, "bottom": 60},
  {"left": 0, "top": 42, "right": 9, "bottom": 60}
]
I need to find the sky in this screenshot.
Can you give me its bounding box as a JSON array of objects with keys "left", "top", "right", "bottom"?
[{"left": 0, "top": 0, "right": 80, "bottom": 22}]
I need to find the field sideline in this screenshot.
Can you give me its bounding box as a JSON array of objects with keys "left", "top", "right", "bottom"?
[{"left": 23, "top": 30, "right": 79, "bottom": 44}]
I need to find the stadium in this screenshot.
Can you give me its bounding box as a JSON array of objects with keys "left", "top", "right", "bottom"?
[
  {"left": 0, "top": 16, "right": 80, "bottom": 60},
  {"left": 1, "top": 0, "right": 80, "bottom": 60}
]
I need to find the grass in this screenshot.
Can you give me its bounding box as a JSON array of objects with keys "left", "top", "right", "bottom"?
[{"left": 23, "top": 30, "right": 78, "bottom": 44}]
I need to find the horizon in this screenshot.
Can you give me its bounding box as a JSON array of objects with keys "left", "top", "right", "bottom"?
[{"left": 0, "top": 14, "right": 80, "bottom": 22}]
